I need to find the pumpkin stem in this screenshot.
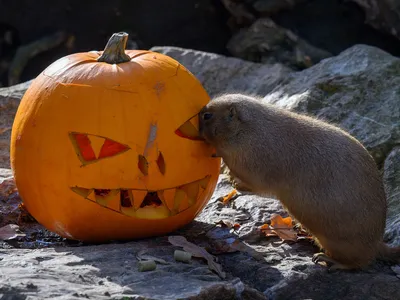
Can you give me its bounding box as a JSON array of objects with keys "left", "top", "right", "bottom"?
[{"left": 97, "top": 32, "right": 131, "bottom": 64}]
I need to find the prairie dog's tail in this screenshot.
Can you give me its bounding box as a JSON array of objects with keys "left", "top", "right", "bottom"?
[{"left": 378, "top": 243, "right": 400, "bottom": 263}]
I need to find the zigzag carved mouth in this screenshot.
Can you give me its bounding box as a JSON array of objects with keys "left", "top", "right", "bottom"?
[{"left": 70, "top": 176, "right": 211, "bottom": 219}]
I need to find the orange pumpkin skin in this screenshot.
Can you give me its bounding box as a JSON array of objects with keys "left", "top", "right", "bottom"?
[{"left": 10, "top": 49, "right": 221, "bottom": 242}]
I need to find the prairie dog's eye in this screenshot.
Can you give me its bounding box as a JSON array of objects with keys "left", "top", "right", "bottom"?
[{"left": 202, "top": 112, "right": 213, "bottom": 121}]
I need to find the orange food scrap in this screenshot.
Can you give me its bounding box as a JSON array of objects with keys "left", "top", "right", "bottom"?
[
  {"left": 221, "top": 189, "right": 237, "bottom": 205},
  {"left": 232, "top": 223, "right": 241, "bottom": 231},
  {"left": 260, "top": 214, "right": 297, "bottom": 242}
]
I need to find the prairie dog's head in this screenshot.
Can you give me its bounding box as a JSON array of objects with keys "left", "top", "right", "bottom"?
[{"left": 198, "top": 93, "right": 259, "bottom": 149}]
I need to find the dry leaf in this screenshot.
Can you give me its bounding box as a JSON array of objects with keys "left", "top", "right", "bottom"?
[
  {"left": 270, "top": 214, "right": 293, "bottom": 228},
  {"left": 215, "top": 219, "right": 241, "bottom": 231},
  {"left": 0, "top": 224, "right": 26, "bottom": 240},
  {"left": 136, "top": 249, "right": 169, "bottom": 265},
  {"left": 228, "top": 239, "right": 265, "bottom": 261},
  {"left": 168, "top": 235, "right": 226, "bottom": 279},
  {"left": 221, "top": 189, "right": 237, "bottom": 205},
  {"left": 260, "top": 214, "right": 298, "bottom": 242}
]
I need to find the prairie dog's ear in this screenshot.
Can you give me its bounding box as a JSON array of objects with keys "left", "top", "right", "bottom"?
[{"left": 228, "top": 105, "right": 237, "bottom": 121}]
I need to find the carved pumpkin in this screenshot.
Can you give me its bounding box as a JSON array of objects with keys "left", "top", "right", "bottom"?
[{"left": 10, "top": 32, "right": 220, "bottom": 242}]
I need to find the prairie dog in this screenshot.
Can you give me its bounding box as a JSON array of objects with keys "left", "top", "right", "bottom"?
[{"left": 198, "top": 93, "right": 400, "bottom": 270}]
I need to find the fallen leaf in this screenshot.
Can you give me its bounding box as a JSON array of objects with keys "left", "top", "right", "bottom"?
[
  {"left": 220, "top": 189, "right": 237, "bottom": 205},
  {"left": 229, "top": 239, "right": 265, "bottom": 261},
  {"left": 168, "top": 235, "right": 226, "bottom": 279},
  {"left": 260, "top": 214, "right": 298, "bottom": 242},
  {"left": 215, "top": 219, "right": 241, "bottom": 231},
  {"left": 206, "top": 234, "right": 264, "bottom": 261},
  {"left": 270, "top": 214, "right": 293, "bottom": 228},
  {"left": 136, "top": 249, "right": 169, "bottom": 265},
  {"left": 0, "top": 224, "right": 26, "bottom": 240}
]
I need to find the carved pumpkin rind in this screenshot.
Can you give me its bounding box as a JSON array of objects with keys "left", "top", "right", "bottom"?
[{"left": 10, "top": 45, "right": 221, "bottom": 242}]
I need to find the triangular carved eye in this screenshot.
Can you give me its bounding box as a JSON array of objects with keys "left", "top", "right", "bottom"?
[
  {"left": 175, "top": 115, "right": 203, "bottom": 140},
  {"left": 69, "top": 132, "right": 130, "bottom": 165}
]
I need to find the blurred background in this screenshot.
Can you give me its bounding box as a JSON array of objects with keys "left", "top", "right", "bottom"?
[{"left": 1, "top": 0, "right": 400, "bottom": 88}]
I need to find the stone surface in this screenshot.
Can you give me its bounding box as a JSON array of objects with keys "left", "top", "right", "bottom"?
[
  {"left": 351, "top": 0, "right": 400, "bottom": 41},
  {"left": 0, "top": 80, "right": 31, "bottom": 168},
  {"left": 383, "top": 147, "right": 400, "bottom": 246},
  {"left": 151, "top": 46, "right": 293, "bottom": 98},
  {"left": 0, "top": 168, "right": 12, "bottom": 179},
  {"left": 251, "top": 0, "right": 307, "bottom": 15},
  {"left": 1, "top": 175, "right": 400, "bottom": 300},
  {"left": 0, "top": 238, "right": 246, "bottom": 300},
  {"left": 227, "top": 17, "right": 332, "bottom": 69},
  {"left": 263, "top": 44, "right": 400, "bottom": 165},
  {"left": 1, "top": 45, "right": 400, "bottom": 299}
]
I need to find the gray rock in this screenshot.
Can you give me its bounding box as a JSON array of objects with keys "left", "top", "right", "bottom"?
[
  {"left": 351, "top": 0, "right": 400, "bottom": 41},
  {"left": 383, "top": 147, "right": 400, "bottom": 246},
  {"left": 263, "top": 44, "right": 400, "bottom": 165},
  {"left": 226, "top": 18, "right": 332, "bottom": 70},
  {"left": 150, "top": 46, "right": 293, "bottom": 98},
  {"left": 252, "top": 0, "right": 307, "bottom": 15},
  {"left": 0, "top": 168, "right": 12, "bottom": 179},
  {"left": 2, "top": 175, "right": 399, "bottom": 300},
  {"left": 0, "top": 237, "right": 260, "bottom": 300},
  {"left": 2, "top": 45, "right": 400, "bottom": 299},
  {"left": 0, "top": 80, "right": 32, "bottom": 168}
]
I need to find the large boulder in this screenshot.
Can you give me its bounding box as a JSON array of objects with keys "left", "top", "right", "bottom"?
[
  {"left": 351, "top": 0, "right": 400, "bottom": 41},
  {"left": 263, "top": 44, "right": 400, "bottom": 166},
  {"left": 226, "top": 18, "right": 332, "bottom": 70},
  {"left": 151, "top": 46, "right": 293, "bottom": 98}
]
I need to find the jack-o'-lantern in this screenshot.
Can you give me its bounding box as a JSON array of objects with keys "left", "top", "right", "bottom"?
[{"left": 10, "top": 32, "right": 221, "bottom": 242}]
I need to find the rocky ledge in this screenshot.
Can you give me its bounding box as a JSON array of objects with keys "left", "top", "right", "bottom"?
[{"left": 1, "top": 44, "right": 400, "bottom": 299}]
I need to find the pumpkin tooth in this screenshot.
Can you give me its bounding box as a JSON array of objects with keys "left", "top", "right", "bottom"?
[
  {"left": 172, "top": 188, "right": 188, "bottom": 215},
  {"left": 94, "top": 189, "right": 119, "bottom": 207},
  {"left": 121, "top": 206, "right": 136, "bottom": 217},
  {"left": 180, "top": 181, "right": 200, "bottom": 207},
  {"left": 130, "top": 190, "right": 148, "bottom": 210},
  {"left": 86, "top": 190, "right": 96, "bottom": 202},
  {"left": 189, "top": 115, "right": 200, "bottom": 132},
  {"left": 87, "top": 135, "right": 105, "bottom": 159},
  {"left": 161, "top": 188, "right": 176, "bottom": 212},
  {"left": 120, "top": 189, "right": 133, "bottom": 208},
  {"left": 70, "top": 186, "right": 92, "bottom": 198},
  {"left": 157, "top": 190, "right": 171, "bottom": 213},
  {"left": 198, "top": 175, "right": 211, "bottom": 190}
]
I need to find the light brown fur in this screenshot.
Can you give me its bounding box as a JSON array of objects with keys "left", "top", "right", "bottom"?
[{"left": 199, "top": 93, "right": 400, "bottom": 270}]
